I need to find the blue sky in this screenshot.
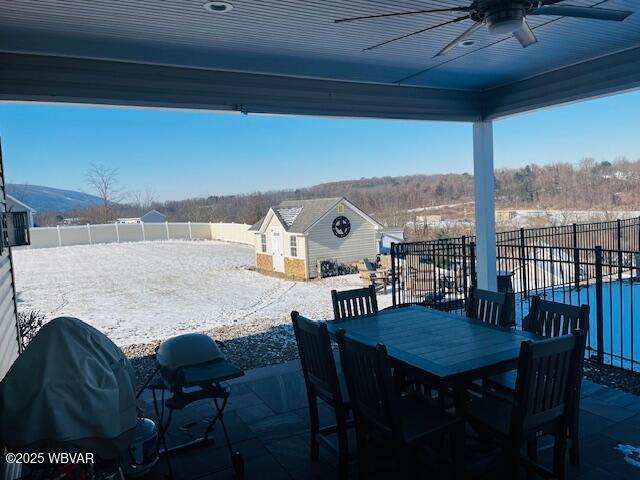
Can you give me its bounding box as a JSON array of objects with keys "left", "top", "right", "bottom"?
[{"left": 0, "top": 90, "right": 639, "bottom": 201}]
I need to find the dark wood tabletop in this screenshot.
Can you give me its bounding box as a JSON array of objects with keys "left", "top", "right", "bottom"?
[{"left": 325, "top": 305, "right": 542, "bottom": 386}]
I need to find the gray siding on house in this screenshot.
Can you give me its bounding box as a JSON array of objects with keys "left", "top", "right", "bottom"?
[
  {"left": 0, "top": 159, "right": 19, "bottom": 479},
  {"left": 306, "top": 203, "right": 377, "bottom": 278},
  {"left": 0, "top": 159, "right": 19, "bottom": 383}
]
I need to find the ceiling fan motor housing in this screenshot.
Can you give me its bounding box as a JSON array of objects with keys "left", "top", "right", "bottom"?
[{"left": 485, "top": 2, "right": 527, "bottom": 34}]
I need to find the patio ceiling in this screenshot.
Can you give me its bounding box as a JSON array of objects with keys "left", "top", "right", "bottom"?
[{"left": 1, "top": 0, "right": 639, "bottom": 119}]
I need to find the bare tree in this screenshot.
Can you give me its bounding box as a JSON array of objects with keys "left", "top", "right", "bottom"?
[{"left": 85, "top": 164, "right": 123, "bottom": 223}]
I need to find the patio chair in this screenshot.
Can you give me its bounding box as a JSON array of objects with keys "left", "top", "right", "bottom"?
[
  {"left": 465, "top": 330, "right": 585, "bottom": 480},
  {"left": 336, "top": 329, "right": 465, "bottom": 479},
  {"left": 466, "top": 286, "right": 514, "bottom": 327},
  {"left": 331, "top": 286, "right": 378, "bottom": 320},
  {"left": 291, "top": 311, "right": 352, "bottom": 479},
  {"left": 357, "top": 259, "right": 388, "bottom": 294},
  {"left": 485, "top": 296, "right": 590, "bottom": 466}
]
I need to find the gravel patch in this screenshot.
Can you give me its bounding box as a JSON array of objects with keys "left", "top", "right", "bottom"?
[{"left": 584, "top": 360, "right": 640, "bottom": 396}]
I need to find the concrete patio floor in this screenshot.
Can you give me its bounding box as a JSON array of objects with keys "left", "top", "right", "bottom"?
[{"left": 139, "top": 360, "right": 640, "bottom": 479}]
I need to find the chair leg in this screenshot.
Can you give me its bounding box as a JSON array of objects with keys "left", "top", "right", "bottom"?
[
  {"left": 569, "top": 406, "right": 580, "bottom": 466},
  {"left": 526, "top": 437, "right": 537, "bottom": 480},
  {"left": 336, "top": 408, "right": 349, "bottom": 480},
  {"left": 450, "top": 421, "right": 466, "bottom": 479},
  {"left": 308, "top": 394, "right": 320, "bottom": 462},
  {"left": 503, "top": 444, "right": 520, "bottom": 480},
  {"left": 553, "top": 426, "right": 568, "bottom": 480},
  {"left": 355, "top": 427, "right": 368, "bottom": 480}
]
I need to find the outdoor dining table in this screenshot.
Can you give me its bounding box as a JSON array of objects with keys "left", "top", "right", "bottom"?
[{"left": 325, "top": 304, "right": 542, "bottom": 409}]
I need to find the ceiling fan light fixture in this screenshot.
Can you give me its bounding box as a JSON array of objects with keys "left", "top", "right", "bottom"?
[{"left": 486, "top": 8, "right": 525, "bottom": 34}]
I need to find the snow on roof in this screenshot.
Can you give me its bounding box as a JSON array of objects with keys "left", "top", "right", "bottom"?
[{"left": 275, "top": 207, "right": 302, "bottom": 227}]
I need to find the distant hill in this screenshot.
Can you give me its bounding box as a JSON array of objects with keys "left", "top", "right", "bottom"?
[{"left": 6, "top": 184, "right": 104, "bottom": 212}]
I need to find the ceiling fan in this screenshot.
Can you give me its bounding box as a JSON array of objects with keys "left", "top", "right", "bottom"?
[{"left": 335, "top": 1, "right": 634, "bottom": 57}]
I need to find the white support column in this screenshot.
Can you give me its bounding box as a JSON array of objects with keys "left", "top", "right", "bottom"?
[{"left": 473, "top": 121, "right": 498, "bottom": 291}]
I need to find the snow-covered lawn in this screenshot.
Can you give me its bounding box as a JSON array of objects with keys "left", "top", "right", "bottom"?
[{"left": 12, "top": 241, "right": 391, "bottom": 346}]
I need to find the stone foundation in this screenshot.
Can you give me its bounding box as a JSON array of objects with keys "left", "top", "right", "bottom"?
[
  {"left": 284, "top": 257, "right": 307, "bottom": 280},
  {"left": 256, "top": 253, "right": 274, "bottom": 272}
]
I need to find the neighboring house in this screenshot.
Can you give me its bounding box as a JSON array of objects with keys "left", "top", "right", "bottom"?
[
  {"left": 378, "top": 228, "right": 406, "bottom": 255},
  {"left": 250, "top": 197, "right": 382, "bottom": 280},
  {"left": 6, "top": 194, "right": 36, "bottom": 228},
  {"left": 117, "top": 210, "right": 166, "bottom": 224}
]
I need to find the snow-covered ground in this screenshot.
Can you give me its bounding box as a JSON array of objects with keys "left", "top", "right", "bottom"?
[{"left": 12, "top": 241, "right": 391, "bottom": 346}]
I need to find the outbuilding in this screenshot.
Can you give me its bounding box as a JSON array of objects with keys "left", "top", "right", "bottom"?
[
  {"left": 117, "top": 209, "right": 166, "bottom": 224},
  {"left": 250, "top": 197, "right": 382, "bottom": 280},
  {"left": 6, "top": 194, "right": 36, "bottom": 228}
]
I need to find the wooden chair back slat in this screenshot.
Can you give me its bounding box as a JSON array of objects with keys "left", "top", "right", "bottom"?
[
  {"left": 466, "top": 286, "right": 512, "bottom": 327},
  {"left": 291, "top": 312, "right": 341, "bottom": 405},
  {"left": 332, "top": 286, "right": 379, "bottom": 321},
  {"left": 513, "top": 330, "right": 584, "bottom": 432},
  {"left": 336, "top": 330, "right": 400, "bottom": 438},
  {"left": 525, "top": 296, "right": 589, "bottom": 338}
]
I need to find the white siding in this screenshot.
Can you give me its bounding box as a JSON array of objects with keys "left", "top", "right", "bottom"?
[
  {"left": 306, "top": 203, "right": 377, "bottom": 278},
  {"left": 255, "top": 216, "right": 307, "bottom": 260},
  {"left": 0, "top": 156, "right": 20, "bottom": 383}
]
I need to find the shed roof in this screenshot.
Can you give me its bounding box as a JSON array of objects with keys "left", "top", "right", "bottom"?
[{"left": 250, "top": 197, "right": 381, "bottom": 234}]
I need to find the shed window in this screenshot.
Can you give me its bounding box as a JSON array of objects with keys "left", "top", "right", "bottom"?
[
  {"left": 261, "top": 234, "right": 267, "bottom": 253},
  {"left": 290, "top": 236, "right": 298, "bottom": 257}
]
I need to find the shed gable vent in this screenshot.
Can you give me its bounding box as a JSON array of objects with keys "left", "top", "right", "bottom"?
[{"left": 277, "top": 207, "right": 302, "bottom": 227}]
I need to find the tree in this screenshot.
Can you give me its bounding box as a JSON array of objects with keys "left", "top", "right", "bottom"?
[{"left": 85, "top": 163, "right": 123, "bottom": 223}]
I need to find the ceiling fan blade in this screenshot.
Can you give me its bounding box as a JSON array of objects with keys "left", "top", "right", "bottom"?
[
  {"left": 335, "top": 7, "right": 469, "bottom": 24},
  {"left": 530, "top": 6, "right": 633, "bottom": 22},
  {"left": 434, "top": 22, "right": 483, "bottom": 57},
  {"left": 513, "top": 19, "right": 537, "bottom": 48},
  {"left": 363, "top": 15, "right": 470, "bottom": 51}
]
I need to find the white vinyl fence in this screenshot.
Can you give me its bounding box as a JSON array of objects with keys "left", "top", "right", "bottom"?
[{"left": 28, "top": 222, "right": 254, "bottom": 249}]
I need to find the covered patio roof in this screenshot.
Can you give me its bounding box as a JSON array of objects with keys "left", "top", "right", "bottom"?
[
  {"left": 1, "top": 0, "right": 639, "bottom": 290},
  {"left": 0, "top": 0, "right": 639, "bottom": 121}
]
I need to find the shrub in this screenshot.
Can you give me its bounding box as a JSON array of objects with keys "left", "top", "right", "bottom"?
[{"left": 17, "top": 309, "right": 46, "bottom": 348}]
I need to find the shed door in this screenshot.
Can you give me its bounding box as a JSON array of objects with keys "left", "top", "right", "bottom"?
[{"left": 271, "top": 227, "right": 285, "bottom": 272}]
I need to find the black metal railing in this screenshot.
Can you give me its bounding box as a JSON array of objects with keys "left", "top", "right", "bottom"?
[
  {"left": 391, "top": 217, "right": 640, "bottom": 371},
  {"left": 496, "top": 243, "right": 639, "bottom": 371},
  {"left": 391, "top": 237, "right": 475, "bottom": 313}
]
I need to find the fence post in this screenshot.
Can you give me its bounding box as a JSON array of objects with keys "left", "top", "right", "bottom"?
[
  {"left": 141, "top": 222, "right": 146, "bottom": 242},
  {"left": 391, "top": 242, "right": 396, "bottom": 307},
  {"left": 188, "top": 221, "right": 193, "bottom": 240},
  {"left": 617, "top": 218, "right": 622, "bottom": 251},
  {"left": 470, "top": 242, "right": 477, "bottom": 287},
  {"left": 519, "top": 228, "right": 528, "bottom": 297},
  {"left": 595, "top": 246, "right": 604, "bottom": 364},
  {"left": 87, "top": 224, "right": 92, "bottom": 245},
  {"left": 165, "top": 221, "right": 170, "bottom": 240},
  {"left": 573, "top": 223, "right": 580, "bottom": 291},
  {"left": 56, "top": 225, "right": 62, "bottom": 247},
  {"left": 461, "top": 236, "right": 469, "bottom": 298},
  {"left": 115, "top": 222, "right": 120, "bottom": 243}
]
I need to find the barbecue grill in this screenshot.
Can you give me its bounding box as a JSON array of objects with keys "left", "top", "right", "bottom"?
[
  {"left": 0, "top": 317, "right": 137, "bottom": 478},
  {"left": 148, "top": 333, "right": 245, "bottom": 479}
]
